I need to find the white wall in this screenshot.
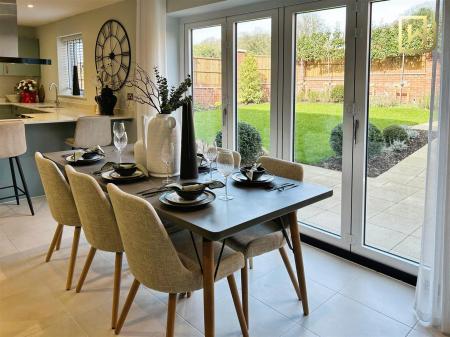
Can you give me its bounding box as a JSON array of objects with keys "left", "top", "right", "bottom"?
[
  {"left": 37, "top": 0, "right": 136, "bottom": 114},
  {"left": 167, "top": 0, "right": 224, "bottom": 13}
]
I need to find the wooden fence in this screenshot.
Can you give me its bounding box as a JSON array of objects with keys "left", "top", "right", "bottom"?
[{"left": 193, "top": 51, "right": 433, "bottom": 107}]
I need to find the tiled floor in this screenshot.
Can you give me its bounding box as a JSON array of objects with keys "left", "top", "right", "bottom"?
[
  {"left": 298, "top": 144, "right": 428, "bottom": 262},
  {"left": 0, "top": 197, "right": 444, "bottom": 337}
]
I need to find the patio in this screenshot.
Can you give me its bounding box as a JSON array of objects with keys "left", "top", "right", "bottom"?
[{"left": 298, "top": 143, "right": 427, "bottom": 262}]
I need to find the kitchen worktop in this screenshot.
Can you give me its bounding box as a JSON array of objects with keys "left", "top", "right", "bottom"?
[{"left": 0, "top": 102, "right": 133, "bottom": 124}]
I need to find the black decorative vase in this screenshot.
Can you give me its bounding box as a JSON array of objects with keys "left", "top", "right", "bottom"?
[
  {"left": 180, "top": 100, "right": 198, "bottom": 179},
  {"left": 95, "top": 86, "right": 117, "bottom": 115},
  {"left": 72, "top": 65, "right": 81, "bottom": 96}
]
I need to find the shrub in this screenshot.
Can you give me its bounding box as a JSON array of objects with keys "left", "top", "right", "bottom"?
[
  {"left": 389, "top": 140, "right": 408, "bottom": 152},
  {"left": 330, "top": 85, "right": 345, "bottom": 103},
  {"left": 238, "top": 55, "right": 263, "bottom": 104},
  {"left": 402, "top": 125, "right": 418, "bottom": 140},
  {"left": 383, "top": 125, "right": 409, "bottom": 145},
  {"left": 329, "top": 122, "right": 383, "bottom": 158},
  {"left": 215, "top": 122, "right": 262, "bottom": 165},
  {"left": 307, "top": 90, "right": 321, "bottom": 102}
]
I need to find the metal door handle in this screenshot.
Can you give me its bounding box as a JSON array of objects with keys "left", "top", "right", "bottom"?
[{"left": 353, "top": 118, "right": 359, "bottom": 144}]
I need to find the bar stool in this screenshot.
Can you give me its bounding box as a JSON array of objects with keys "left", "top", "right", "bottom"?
[
  {"left": 65, "top": 116, "right": 112, "bottom": 148},
  {"left": 0, "top": 120, "right": 34, "bottom": 215}
]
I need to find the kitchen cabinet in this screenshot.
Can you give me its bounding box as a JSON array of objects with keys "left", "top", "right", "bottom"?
[{"left": 1, "top": 37, "right": 41, "bottom": 77}]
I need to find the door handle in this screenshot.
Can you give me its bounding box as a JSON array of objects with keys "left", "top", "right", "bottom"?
[
  {"left": 353, "top": 118, "right": 359, "bottom": 145},
  {"left": 222, "top": 107, "right": 226, "bottom": 127}
]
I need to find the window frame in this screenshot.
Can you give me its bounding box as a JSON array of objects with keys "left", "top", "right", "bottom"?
[{"left": 57, "top": 33, "right": 85, "bottom": 97}]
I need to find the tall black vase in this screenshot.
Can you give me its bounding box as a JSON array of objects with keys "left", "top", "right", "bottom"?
[
  {"left": 180, "top": 100, "right": 198, "bottom": 180},
  {"left": 72, "top": 65, "right": 80, "bottom": 96}
]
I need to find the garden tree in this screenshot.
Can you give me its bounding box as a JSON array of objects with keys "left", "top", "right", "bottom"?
[
  {"left": 193, "top": 37, "right": 221, "bottom": 58},
  {"left": 238, "top": 31, "right": 271, "bottom": 56},
  {"left": 238, "top": 54, "right": 264, "bottom": 104}
]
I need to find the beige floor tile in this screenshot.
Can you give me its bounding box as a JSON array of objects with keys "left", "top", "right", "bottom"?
[
  {"left": 410, "top": 323, "right": 448, "bottom": 337},
  {"left": 369, "top": 212, "right": 422, "bottom": 235},
  {"left": 280, "top": 323, "right": 319, "bottom": 337},
  {"left": 391, "top": 236, "right": 422, "bottom": 262},
  {"left": 301, "top": 294, "right": 411, "bottom": 337},
  {"left": 304, "top": 210, "right": 340, "bottom": 235},
  {"left": 365, "top": 223, "right": 407, "bottom": 252},
  {"left": 339, "top": 267, "right": 417, "bottom": 327}
]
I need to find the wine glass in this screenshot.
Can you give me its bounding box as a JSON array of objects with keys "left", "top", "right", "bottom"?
[
  {"left": 113, "top": 121, "right": 125, "bottom": 138},
  {"left": 161, "top": 141, "right": 174, "bottom": 185},
  {"left": 217, "top": 149, "right": 234, "bottom": 201},
  {"left": 204, "top": 141, "right": 218, "bottom": 181},
  {"left": 114, "top": 131, "right": 128, "bottom": 163}
]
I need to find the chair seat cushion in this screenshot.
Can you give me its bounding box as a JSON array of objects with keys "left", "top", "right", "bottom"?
[
  {"left": 65, "top": 138, "right": 75, "bottom": 147},
  {"left": 170, "top": 230, "right": 245, "bottom": 283},
  {"left": 226, "top": 220, "right": 288, "bottom": 258}
]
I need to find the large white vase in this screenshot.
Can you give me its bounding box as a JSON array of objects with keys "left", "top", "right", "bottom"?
[{"left": 146, "top": 114, "right": 180, "bottom": 177}]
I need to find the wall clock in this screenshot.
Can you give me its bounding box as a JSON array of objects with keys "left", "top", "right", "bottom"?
[{"left": 95, "top": 19, "right": 131, "bottom": 91}]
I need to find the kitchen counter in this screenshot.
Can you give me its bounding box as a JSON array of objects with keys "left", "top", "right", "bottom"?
[{"left": 0, "top": 102, "right": 133, "bottom": 124}]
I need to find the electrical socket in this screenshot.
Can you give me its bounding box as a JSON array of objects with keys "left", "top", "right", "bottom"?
[{"left": 127, "top": 93, "right": 134, "bottom": 100}]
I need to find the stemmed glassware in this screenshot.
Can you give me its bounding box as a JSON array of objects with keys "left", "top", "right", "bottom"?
[
  {"left": 113, "top": 121, "right": 125, "bottom": 138},
  {"left": 217, "top": 149, "right": 234, "bottom": 201},
  {"left": 160, "top": 141, "right": 174, "bottom": 185},
  {"left": 114, "top": 131, "right": 128, "bottom": 163},
  {"left": 204, "top": 141, "right": 218, "bottom": 181}
]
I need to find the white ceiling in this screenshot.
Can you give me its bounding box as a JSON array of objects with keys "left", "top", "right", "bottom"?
[{"left": 17, "top": 0, "right": 123, "bottom": 27}]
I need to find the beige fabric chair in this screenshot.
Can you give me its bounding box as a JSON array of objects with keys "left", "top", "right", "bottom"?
[
  {"left": 226, "top": 156, "right": 305, "bottom": 324},
  {"left": 218, "top": 147, "right": 241, "bottom": 169},
  {"left": 0, "top": 121, "right": 34, "bottom": 215},
  {"left": 35, "top": 152, "right": 81, "bottom": 290},
  {"left": 65, "top": 116, "right": 111, "bottom": 148},
  {"left": 107, "top": 184, "right": 249, "bottom": 337},
  {"left": 65, "top": 166, "right": 124, "bottom": 329}
]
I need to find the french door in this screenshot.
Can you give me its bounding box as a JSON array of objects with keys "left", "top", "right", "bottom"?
[{"left": 184, "top": 0, "right": 436, "bottom": 274}]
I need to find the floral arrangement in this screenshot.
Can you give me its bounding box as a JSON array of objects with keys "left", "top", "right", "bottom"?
[
  {"left": 16, "top": 79, "right": 37, "bottom": 93},
  {"left": 126, "top": 64, "right": 192, "bottom": 114}
]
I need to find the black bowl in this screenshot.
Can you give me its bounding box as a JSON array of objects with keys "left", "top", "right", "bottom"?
[
  {"left": 240, "top": 166, "right": 266, "bottom": 181},
  {"left": 82, "top": 152, "right": 100, "bottom": 160},
  {"left": 175, "top": 183, "right": 205, "bottom": 200},
  {"left": 113, "top": 163, "right": 137, "bottom": 176}
]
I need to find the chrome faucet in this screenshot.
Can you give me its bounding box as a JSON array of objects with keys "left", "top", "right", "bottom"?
[{"left": 49, "top": 82, "right": 60, "bottom": 107}]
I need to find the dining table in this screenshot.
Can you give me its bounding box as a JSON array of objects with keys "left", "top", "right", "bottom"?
[{"left": 44, "top": 145, "right": 333, "bottom": 337}]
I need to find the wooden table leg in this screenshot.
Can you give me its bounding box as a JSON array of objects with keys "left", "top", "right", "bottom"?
[
  {"left": 203, "top": 238, "right": 215, "bottom": 337},
  {"left": 288, "top": 211, "right": 309, "bottom": 315}
]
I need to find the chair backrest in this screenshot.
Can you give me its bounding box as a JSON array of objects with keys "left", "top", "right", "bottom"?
[
  {"left": 0, "top": 121, "right": 26, "bottom": 158},
  {"left": 218, "top": 147, "right": 241, "bottom": 168},
  {"left": 107, "top": 184, "right": 197, "bottom": 293},
  {"left": 73, "top": 116, "right": 111, "bottom": 148},
  {"left": 257, "top": 156, "right": 304, "bottom": 182},
  {"left": 65, "top": 166, "right": 123, "bottom": 252},
  {"left": 35, "top": 152, "right": 80, "bottom": 226}
]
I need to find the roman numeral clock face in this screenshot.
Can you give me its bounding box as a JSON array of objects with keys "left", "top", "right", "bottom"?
[{"left": 95, "top": 19, "right": 131, "bottom": 91}]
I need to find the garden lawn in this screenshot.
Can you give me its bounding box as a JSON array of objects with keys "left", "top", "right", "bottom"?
[{"left": 194, "top": 102, "right": 429, "bottom": 164}]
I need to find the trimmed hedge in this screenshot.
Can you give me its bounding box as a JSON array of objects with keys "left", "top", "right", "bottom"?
[
  {"left": 215, "top": 121, "right": 263, "bottom": 165},
  {"left": 383, "top": 125, "right": 409, "bottom": 145},
  {"left": 330, "top": 122, "right": 384, "bottom": 158}
]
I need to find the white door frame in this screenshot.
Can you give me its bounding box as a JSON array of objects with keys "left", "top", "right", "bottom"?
[{"left": 283, "top": 0, "right": 357, "bottom": 250}]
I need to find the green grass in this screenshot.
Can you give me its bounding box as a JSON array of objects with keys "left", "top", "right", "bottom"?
[{"left": 194, "top": 102, "right": 429, "bottom": 164}]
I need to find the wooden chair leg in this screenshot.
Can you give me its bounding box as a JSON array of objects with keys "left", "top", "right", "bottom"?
[
  {"left": 187, "top": 291, "right": 192, "bottom": 298},
  {"left": 279, "top": 246, "right": 302, "bottom": 301},
  {"left": 115, "top": 278, "right": 140, "bottom": 335},
  {"left": 112, "top": 252, "right": 123, "bottom": 329},
  {"left": 45, "top": 224, "right": 63, "bottom": 262},
  {"left": 241, "top": 260, "right": 249, "bottom": 326},
  {"left": 227, "top": 274, "right": 249, "bottom": 337},
  {"left": 66, "top": 226, "right": 81, "bottom": 290},
  {"left": 55, "top": 226, "right": 63, "bottom": 251},
  {"left": 8, "top": 157, "right": 19, "bottom": 205},
  {"left": 249, "top": 257, "right": 254, "bottom": 269},
  {"left": 75, "top": 247, "right": 97, "bottom": 293},
  {"left": 288, "top": 212, "right": 309, "bottom": 315},
  {"left": 166, "top": 293, "right": 177, "bottom": 337},
  {"left": 15, "top": 156, "right": 34, "bottom": 216}
]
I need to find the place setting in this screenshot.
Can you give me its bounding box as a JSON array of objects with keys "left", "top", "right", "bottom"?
[{"left": 64, "top": 145, "right": 106, "bottom": 165}]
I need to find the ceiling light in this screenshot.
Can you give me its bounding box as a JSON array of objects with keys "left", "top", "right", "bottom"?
[{"left": 27, "top": 4, "right": 34, "bottom": 8}]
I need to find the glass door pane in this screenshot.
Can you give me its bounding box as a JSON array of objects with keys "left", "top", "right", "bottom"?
[
  {"left": 191, "top": 26, "right": 223, "bottom": 144},
  {"left": 294, "top": 7, "right": 347, "bottom": 236},
  {"left": 363, "top": 0, "right": 436, "bottom": 262},
  {"left": 235, "top": 17, "right": 272, "bottom": 164}
]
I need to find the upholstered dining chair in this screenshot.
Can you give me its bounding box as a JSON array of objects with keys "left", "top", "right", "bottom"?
[
  {"left": 65, "top": 116, "right": 112, "bottom": 148},
  {"left": 226, "top": 156, "right": 305, "bottom": 324},
  {"left": 0, "top": 120, "right": 34, "bottom": 215},
  {"left": 107, "top": 184, "right": 249, "bottom": 337},
  {"left": 65, "top": 166, "right": 124, "bottom": 329},
  {"left": 35, "top": 152, "right": 82, "bottom": 290}
]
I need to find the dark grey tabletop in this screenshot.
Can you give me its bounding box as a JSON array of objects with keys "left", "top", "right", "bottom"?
[{"left": 44, "top": 146, "right": 333, "bottom": 241}]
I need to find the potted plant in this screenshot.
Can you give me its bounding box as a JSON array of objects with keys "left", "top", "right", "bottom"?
[
  {"left": 126, "top": 65, "right": 192, "bottom": 177},
  {"left": 16, "top": 79, "right": 38, "bottom": 103}
]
